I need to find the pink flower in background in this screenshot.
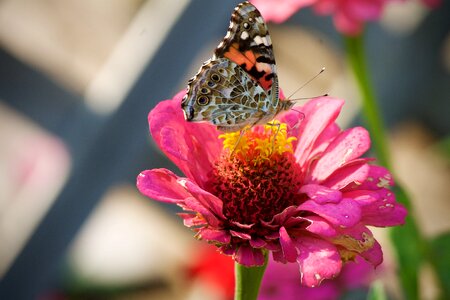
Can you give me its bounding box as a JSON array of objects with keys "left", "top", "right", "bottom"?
[
  {"left": 312, "top": 0, "right": 388, "bottom": 35},
  {"left": 251, "top": 0, "right": 389, "bottom": 35},
  {"left": 260, "top": 256, "right": 375, "bottom": 300},
  {"left": 251, "top": 0, "right": 441, "bottom": 35},
  {"left": 137, "top": 91, "right": 406, "bottom": 287}
]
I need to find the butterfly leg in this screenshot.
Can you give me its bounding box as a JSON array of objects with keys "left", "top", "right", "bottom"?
[
  {"left": 229, "top": 128, "right": 248, "bottom": 157},
  {"left": 265, "top": 122, "right": 281, "bottom": 154}
]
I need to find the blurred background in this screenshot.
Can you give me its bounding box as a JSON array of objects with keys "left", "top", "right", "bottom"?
[{"left": 0, "top": 0, "right": 448, "bottom": 299}]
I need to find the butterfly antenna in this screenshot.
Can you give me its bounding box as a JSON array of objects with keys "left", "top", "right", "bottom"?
[
  {"left": 286, "top": 67, "right": 326, "bottom": 100},
  {"left": 289, "top": 93, "right": 328, "bottom": 102}
]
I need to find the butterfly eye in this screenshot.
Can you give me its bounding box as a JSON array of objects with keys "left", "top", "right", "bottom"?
[
  {"left": 200, "top": 87, "right": 210, "bottom": 94},
  {"left": 211, "top": 73, "right": 221, "bottom": 82},
  {"left": 218, "top": 68, "right": 226, "bottom": 75},
  {"left": 197, "top": 95, "right": 210, "bottom": 106}
]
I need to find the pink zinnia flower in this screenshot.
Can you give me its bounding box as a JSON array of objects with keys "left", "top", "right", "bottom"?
[
  {"left": 251, "top": 0, "right": 390, "bottom": 35},
  {"left": 137, "top": 91, "right": 406, "bottom": 287}
]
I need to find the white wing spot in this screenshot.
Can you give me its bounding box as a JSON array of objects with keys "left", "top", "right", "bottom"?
[
  {"left": 254, "top": 35, "right": 263, "bottom": 45},
  {"left": 240, "top": 31, "right": 249, "bottom": 40}
]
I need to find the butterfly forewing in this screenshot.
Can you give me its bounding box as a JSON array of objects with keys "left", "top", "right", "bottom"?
[{"left": 215, "top": 1, "right": 277, "bottom": 94}]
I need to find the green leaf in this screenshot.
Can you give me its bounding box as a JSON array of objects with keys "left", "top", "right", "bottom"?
[
  {"left": 429, "top": 232, "right": 450, "bottom": 299},
  {"left": 389, "top": 185, "right": 425, "bottom": 300}
]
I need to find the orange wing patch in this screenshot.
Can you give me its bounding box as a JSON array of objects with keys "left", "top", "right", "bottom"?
[{"left": 224, "top": 43, "right": 273, "bottom": 91}]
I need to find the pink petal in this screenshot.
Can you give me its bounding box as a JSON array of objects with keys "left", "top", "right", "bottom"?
[
  {"left": 183, "top": 196, "right": 223, "bottom": 228},
  {"left": 294, "top": 97, "right": 344, "bottom": 169},
  {"left": 279, "top": 226, "right": 298, "bottom": 262},
  {"left": 356, "top": 165, "right": 394, "bottom": 190},
  {"left": 360, "top": 239, "right": 383, "bottom": 267},
  {"left": 334, "top": 225, "right": 382, "bottom": 266},
  {"left": 182, "top": 179, "right": 225, "bottom": 222},
  {"left": 197, "top": 228, "right": 231, "bottom": 244},
  {"left": 149, "top": 91, "right": 222, "bottom": 187},
  {"left": 137, "top": 169, "right": 190, "bottom": 203},
  {"left": 322, "top": 159, "right": 371, "bottom": 190},
  {"left": 235, "top": 246, "right": 265, "bottom": 266},
  {"left": 250, "top": 238, "right": 267, "bottom": 248},
  {"left": 178, "top": 212, "right": 206, "bottom": 227},
  {"left": 230, "top": 230, "right": 252, "bottom": 240},
  {"left": 334, "top": 10, "right": 363, "bottom": 36},
  {"left": 250, "top": 0, "right": 315, "bottom": 23},
  {"left": 272, "top": 250, "right": 287, "bottom": 263},
  {"left": 308, "top": 127, "right": 370, "bottom": 183},
  {"left": 304, "top": 216, "right": 338, "bottom": 237},
  {"left": 300, "top": 184, "right": 342, "bottom": 204},
  {"left": 360, "top": 188, "right": 407, "bottom": 227},
  {"left": 344, "top": 0, "right": 384, "bottom": 21},
  {"left": 299, "top": 198, "right": 361, "bottom": 228},
  {"left": 294, "top": 236, "right": 342, "bottom": 287},
  {"left": 307, "top": 122, "right": 341, "bottom": 160}
]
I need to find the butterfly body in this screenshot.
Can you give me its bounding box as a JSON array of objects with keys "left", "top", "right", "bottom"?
[{"left": 181, "top": 1, "right": 294, "bottom": 132}]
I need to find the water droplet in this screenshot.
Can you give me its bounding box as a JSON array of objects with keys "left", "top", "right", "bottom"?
[
  {"left": 344, "top": 215, "right": 349, "bottom": 219},
  {"left": 386, "top": 203, "right": 394, "bottom": 208},
  {"left": 314, "top": 273, "right": 321, "bottom": 280}
]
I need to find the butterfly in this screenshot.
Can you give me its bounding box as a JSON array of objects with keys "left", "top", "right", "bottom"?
[{"left": 181, "top": 1, "right": 294, "bottom": 133}]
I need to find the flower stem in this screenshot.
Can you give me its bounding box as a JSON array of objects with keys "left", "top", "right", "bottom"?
[
  {"left": 344, "top": 35, "right": 391, "bottom": 169},
  {"left": 234, "top": 253, "right": 268, "bottom": 300},
  {"left": 344, "top": 34, "right": 423, "bottom": 300}
]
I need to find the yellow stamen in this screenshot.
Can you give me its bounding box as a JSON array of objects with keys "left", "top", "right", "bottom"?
[{"left": 219, "top": 121, "right": 296, "bottom": 164}]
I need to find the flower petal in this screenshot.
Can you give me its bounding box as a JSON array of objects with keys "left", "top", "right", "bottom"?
[
  {"left": 137, "top": 169, "right": 190, "bottom": 203},
  {"left": 280, "top": 226, "right": 298, "bottom": 263},
  {"left": 294, "top": 97, "right": 344, "bottom": 168},
  {"left": 360, "top": 188, "right": 407, "bottom": 227},
  {"left": 149, "top": 91, "right": 222, "bottom": 187},
  {"left": 197, "top": 228, "right": 231, "bottom": 244},
  {"left": 322, "top": 159, "right": 371, "bottom": 190},
  {"left": 358, "top": 165, "right": 394, "bottom": 190},
  {"left": 300, "top": 184, "right": 342, "bottom": 204},
  {"left": 304, "top": 216, "right": 338, "bottom": 237},
  {"left": 360, "top": 239, "right": 383, "bottom": 267},
  {"left": 182, "top": 179, "right": 226, "bottom": 222},
  {"left": 235, "top": 246, "right": 265, "bottom": 266},
  {"left": 295, "top": 236, "right": 342, "bottom": 287},
  {"left": 308, "top": 127, "right": 370, "bottom": 183},
  {"left": 299, "top": 198, "right": 361, "bottom": 228}
]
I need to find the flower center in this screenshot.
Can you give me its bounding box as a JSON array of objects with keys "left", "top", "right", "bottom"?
[{"left": 209, "top": 122, "right": 303, "bottom": 224}]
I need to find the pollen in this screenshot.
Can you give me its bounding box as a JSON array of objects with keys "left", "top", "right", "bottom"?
[
  {"left": 210, "top": 121, "right": 303, "bottom": 225},
  {"left": 219, "top": 121, "right": 296, "bottom": 164}
]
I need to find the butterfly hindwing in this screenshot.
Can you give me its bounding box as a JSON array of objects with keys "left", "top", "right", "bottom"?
[{"left": 181, "top": 58, "right": 272, "bottom": 132}]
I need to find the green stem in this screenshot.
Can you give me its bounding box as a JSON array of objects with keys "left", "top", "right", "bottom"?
[
  {"left": 234, "top": 252, "right": 268, "bottom": 300},
  {"left": 344, "top": 34, "right": 424, "bottom": 300},
  {"left": 344, "top": 35, "right": 391, "bottom": 168}
]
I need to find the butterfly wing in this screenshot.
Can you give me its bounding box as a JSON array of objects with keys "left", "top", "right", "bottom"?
[
  {"left": 181, "top": 58, "right": 273, "bottom": 132},
  {"left": 214, "top": 1, "right": 278, "bottom": 102}
]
